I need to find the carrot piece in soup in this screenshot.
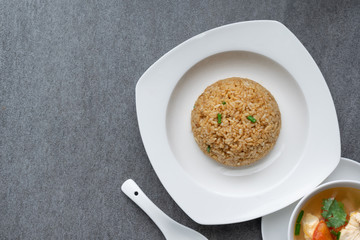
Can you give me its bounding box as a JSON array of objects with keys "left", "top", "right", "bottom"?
[{"left": 312, "top": 220, "right": 333, "bottom": 240}]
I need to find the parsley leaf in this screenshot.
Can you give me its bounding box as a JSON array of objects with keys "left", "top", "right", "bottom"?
[
  {"left": 321, "top": 198, "right": 335, "bottom": 218},
  {"left": 321, "top": 198, "right": 347, "bottom": 228}
]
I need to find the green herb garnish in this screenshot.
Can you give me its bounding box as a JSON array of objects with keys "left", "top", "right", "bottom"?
[
  {"left": 217, "top": 113, "right": 222, "bottom": 124},
  {"left": 207, "top": 145, "right": 211, "bottom": 153},
  {"left": 296, "top": 210, "right": 304, "bottom": 224},
  {"left": 222, "top": 101, "right": 226, "bottom": 105},
  {"left": 331, "top": 230, "right": 341, "bottom": 240},
  {"left": 247, "top": 115, "right": 256, "bottom": 123},
  {"left": 294, "top": 223, "right": 301, "bottom": 235},
  {"left": 321, "top": 198, "right": 347, "bottom": 228},
  {"left": 294, "top": 210, "right": 304, "bottom": 236}
]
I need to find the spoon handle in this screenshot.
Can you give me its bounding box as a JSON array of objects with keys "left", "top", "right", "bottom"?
[{"left": 121, "top": 179, "right": 175, "bottom": 234}]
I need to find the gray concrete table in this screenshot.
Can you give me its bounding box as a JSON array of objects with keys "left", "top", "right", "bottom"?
[{"left": 1, "top": 1, "right": 359, "bottom": 239}]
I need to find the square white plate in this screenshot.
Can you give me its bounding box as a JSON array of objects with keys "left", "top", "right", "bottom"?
[{"left": 136, "top": 20, "right": 340, "bottom": 224}]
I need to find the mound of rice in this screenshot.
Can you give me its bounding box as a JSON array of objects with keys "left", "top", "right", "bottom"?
[{"left": 191, "top": 77, "right": 281, "bottom": 167}]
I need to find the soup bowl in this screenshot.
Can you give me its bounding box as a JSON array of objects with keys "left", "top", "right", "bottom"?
[{"left": 288, "top": 180, "right": 360, "bottom": 240}]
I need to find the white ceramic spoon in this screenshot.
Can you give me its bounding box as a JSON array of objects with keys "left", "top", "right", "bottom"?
[{"left": 121, "top": 179, "right": 208, "bottom": 240}]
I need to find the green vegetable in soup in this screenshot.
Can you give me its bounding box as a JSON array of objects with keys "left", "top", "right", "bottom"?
[
  {"left": 294, "top": 223, "right": 301, "bottom": 235},
  {"left": 331, "top": 230, "right": 341, "bottom": 240},
  {"left": 294, "top": 210, "right": 304, "bottom": 236},
  {"left": 321, "top": 198, "right": 347, "bottom": 228},
  {"left": 296, "top": 210, "right": 304, "bottom": 224}
]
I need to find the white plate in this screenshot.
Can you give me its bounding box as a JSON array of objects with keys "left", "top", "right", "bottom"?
[
  {"left": 261, "top": 158, "right": 360, "bottom": 239},
  {"left": 136, "top": 20, "right": 340, "bottom": 224}
]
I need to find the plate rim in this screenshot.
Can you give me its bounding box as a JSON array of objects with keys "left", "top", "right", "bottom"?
[{"left": 136, "top": 20, "right": 340, "bottom": 224}]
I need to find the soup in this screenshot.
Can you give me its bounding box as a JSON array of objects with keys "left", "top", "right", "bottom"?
[{"left": 294, "top": 187, "right": 360, "bottom": 240}]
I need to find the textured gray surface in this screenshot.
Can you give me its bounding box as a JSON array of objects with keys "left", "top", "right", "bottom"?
[{"left": 1, "top": 0, "right": 359, "bottom": 239}]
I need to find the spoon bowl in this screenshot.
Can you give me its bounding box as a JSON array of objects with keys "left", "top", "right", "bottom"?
[{"left": 121, "top": 179, "right": 207, "bottom": 240}]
